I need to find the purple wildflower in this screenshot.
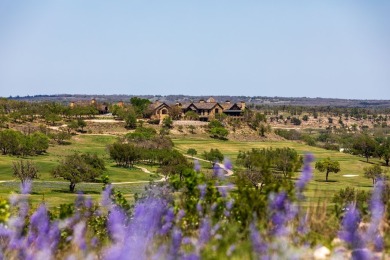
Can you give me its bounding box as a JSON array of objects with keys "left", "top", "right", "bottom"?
[
  {"left": 27, "top": 204, "right": 50, "bottom": 249},
  {"left": 213, "top": 163, "right": 225, "bottom": 180},
  {"left": 104, "top": 197, "right": 169, "bottom": 260},
  {"left": 250, "top": 222, "right": 268, "bottom": 255},
  {"left": 73, "top": 221, "right": 87, "bottom": 251},
  {"left": 226, "top": 244, "right": 236, "bottom": 257},
  {"left": 295, "top": 154, "right": 314, "bottom": 199},
  {"left": 107, "top": 206, "right": 128, "bottom": 243},
  {"left": 169, "top": 227, "right": 182, "bottom": 259},
  {"left": 366, "top": 180, "right": 385, "bottom": 251},
  {"left": 268, "top": 192, "right": 298, "bottom": 236},
  {"left": 198, "top": 218, "right": 211, "bottom": 246},
  {"left": 226, "top": 199, "right": 234, "bottom": 210},
  {"left": 223, "top": 157, "right": 233, "bottom": 171},
  {"left": 101, "top": 184, "right": 113, "bottom": 209},
  {"left": 196, "top": 202, "right": 203, "bottom": 215},
  {"left": 339, "top": 203, "right": 366, "bottom": 250},
  {"left": 161, "top": 207, "right": 175, "bottom": 235},
  {"left": 198, "top": 184, "right": 207, "bottom": 200},
  {"left": 211, "top": 202, "right": 218, "bottom": 212},
  {"left": 194, "top": 160, "right": 201, "bottom": 172},
  {"left": 21, "top": 180, "right": 32, "bottom": 194},
  {"left": 177, "top": 209, "right": 185, "bottom": 222}
]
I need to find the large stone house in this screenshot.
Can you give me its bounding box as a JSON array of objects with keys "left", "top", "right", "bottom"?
[
  {"left": 149, "top": 102, "right": 171, "bottom": 120},
  {"left": 150, "top": 97, "right": 246, "bottom": 121}
]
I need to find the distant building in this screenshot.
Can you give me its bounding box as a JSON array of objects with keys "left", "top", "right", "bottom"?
[{"left": 149, "top": 97, "right": 245, "bottom": 121}]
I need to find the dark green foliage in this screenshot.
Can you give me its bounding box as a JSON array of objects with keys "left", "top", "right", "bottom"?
[
  {"left": 363, "top": 164, "right": 385, "bottom": 184},
  {"left": 124, "top": 112, "right": 137, "bottom": 129},
  {"left": 290, "top": 117, "right": 301, "bottom": 125},
  {"left": 274, "top": 129, "right": 301, "bottom": 140},
  {"left": 52, "top": 152, "right": 105, "bottom": 192},
  {"left": 0, "top": 129, "right": 49, "bottom": 156},
  {"left": 159, "top": 150, "right": 191, "bottom": 180},
  {"left": 130, "top": 97, "right": 151, "bottom": 117},
  {"left": 49, "top": 129, "right": 71, "bottom": 145},
  {"left": 107, "top": 142, "right": 142, "bottom": 167},
  {"left": 126, "top": 127, "right": 157, "bottom": 141},
  {"left": 315, "top": 157, "right": 340, "bottom": 182},
  {"left": 184, "top": 111, "right": 199, "bottom": 120},
  {"left": 237, "top": 147, "right": 303, "bottom": 181},
  {"left": 203, "top": 148, "right": 224, "bottom": 164},
  {"left": 352, "top": 134, "right": 377, "bottom": 162},
  {"left": 332, "top": 187, "right": 370, "bottom": 217},
  {"left": 209, "top": 127, "right": 228, "bottom": 140},
  {"left": 186, "top": 148, "right": 197, "bottom": 157},
  {"left": 162, "top": 116, "right": 173, "bottom": 129}
]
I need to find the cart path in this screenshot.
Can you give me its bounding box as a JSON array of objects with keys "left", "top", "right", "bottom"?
[{"left": 183, "top": 155, "right": 234, "bottom": 176}]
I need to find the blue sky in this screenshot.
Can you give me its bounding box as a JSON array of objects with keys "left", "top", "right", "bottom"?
[{"left": 0, "top": 1, "right": 389, "bottom": 99}]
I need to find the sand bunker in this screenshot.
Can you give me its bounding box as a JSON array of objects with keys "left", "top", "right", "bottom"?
[{"left": 342, "top": 174, "right": 359, "bottom": 177}]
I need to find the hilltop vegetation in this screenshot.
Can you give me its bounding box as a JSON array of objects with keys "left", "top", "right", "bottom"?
[{"left": 0, "top": 96, "right": 390, "bottom": 257}]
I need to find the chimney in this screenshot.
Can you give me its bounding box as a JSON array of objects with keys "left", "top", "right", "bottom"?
[
  {"left": 199, "top": 99, "right": 205, "bottom": 103},
  {"left": 225, "top": 100, "right": 231, "bottom": 104}
]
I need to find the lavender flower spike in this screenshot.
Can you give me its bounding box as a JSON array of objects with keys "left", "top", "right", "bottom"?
[
  {"left": 366, "top": 179, "right": 385, "bottom": 251},
  {"left": 21, "top": 179, "right": 32, "bottom": 194},
  {"left": 339, "top": 203, "right": 370, "bottom": 258},
  {"left": 295, "top": 153, "right": 314, "bottom": 198},
  {"left": 194, "top": 160, "right": 201, "bottom": 172}
]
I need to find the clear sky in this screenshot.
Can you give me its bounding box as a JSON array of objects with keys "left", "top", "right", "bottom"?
[{"left": 0, "top": 1, "right": 389, "bottom": 99}]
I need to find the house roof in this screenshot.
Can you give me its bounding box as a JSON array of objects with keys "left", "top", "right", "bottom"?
[{"left": 192, "top": 102, "right": 222, "bottom": 110}]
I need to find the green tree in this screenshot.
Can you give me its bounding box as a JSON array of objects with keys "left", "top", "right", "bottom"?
[
  {"left": 363, "top": 164, "right": 385, "bottom": 184},
  {"left": 203, "top": 148, "right": 224, "bottom": 166},
  {"left": 77, "top": 119, "right": 87, "bottom": 132},
  {"left": 352, "top": 134, "right": 377, "bottom": 162},
  {"left": 186, "top": 148, "right": 197, "bottom": 157},
  {"left": 45, "top": 113, "right": 62, "bottom": 126},
  {"left": 50, "top": 128, "right": 71, "bottom": 145},
  {"left": 124, "top": 112, "right": 137, "bottom": 129},
  {"left": 108, "top": 142, "right": 142, "bottom": 168},
  {"left": 209, "top": 127, "right": 228, "bottom": 140},
  {"left": 29, "top": 132, "right": 49, "bottom": 154},
  {"left": 315, "top": 157, "right": 341, "bottom": 182},
  {"left": 162, "top": 116, "right": 173, "bottom": 129},
  {"left": 184, "top": 111, "right": 199, "bottom": 120},
  {"left": 130, "top": 97, "right": 151, "bottom": 117},
  {"left": 12, "top": 160, "right": 38, "bottom": 185},
  {"left": 0, "top": 129, "right": 22, "bottom": 155},
  {"left": 52, "top": 153, "right": 105, "bottom": 192},
  {"left": 377, "top": 137, "right": 390, "bottom": 166}
]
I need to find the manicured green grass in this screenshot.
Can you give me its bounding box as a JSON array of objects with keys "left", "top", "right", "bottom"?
[
  {"left": 0, "top": 134, "right": 385, "bottom": 208},
  {"left": 0, "top": 134, "right": 159, "bottom": 207},
  {"left": 173, "top": 137, "right": 384, "bottom": 202}
]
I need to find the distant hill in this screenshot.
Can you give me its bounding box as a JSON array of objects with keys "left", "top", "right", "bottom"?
[{"left": 6, "top": 94, "right": 390, "bottom": 108}]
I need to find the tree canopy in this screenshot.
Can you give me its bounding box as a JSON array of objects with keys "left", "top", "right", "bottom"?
[{"left": 315, "top": 157, "right": 340, "bottom": 182}]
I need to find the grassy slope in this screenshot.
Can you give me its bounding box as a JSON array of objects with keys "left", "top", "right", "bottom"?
[
  {"left": 0, "top": 133, "right": 384, "bottom": 208},
  {"left": 173, "top": 136, "right": 384, "bottom": 204},
  {"left": 0, "top": 134, "right": 158, "bottom": 206}
]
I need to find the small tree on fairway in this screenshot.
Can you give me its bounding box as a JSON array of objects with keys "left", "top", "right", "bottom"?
[
  {"left": 12, "top": 160, "right": 38, "bottom": 185},
  {"left": 315, "top": 157, "right": 340, "bottom": 182},
  {"left": 52, "top": 153, "right": 105, "bottom": 192},
  {"left": 363, "top": 164, "right": 384, "bottom": 185},
  {"left": 186, "top": 148, "right": 197, "bottom": 158}
]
